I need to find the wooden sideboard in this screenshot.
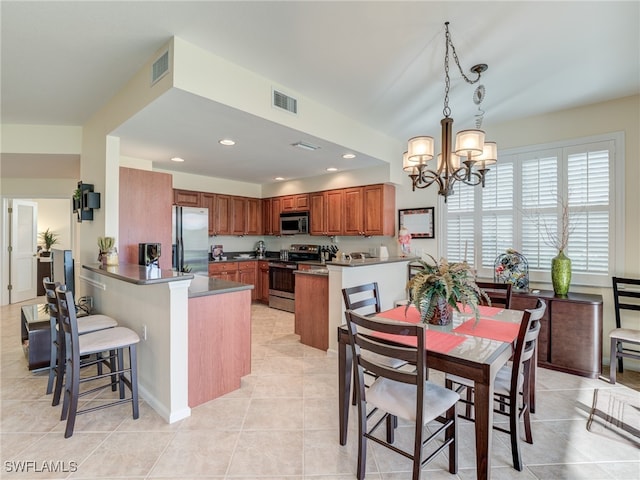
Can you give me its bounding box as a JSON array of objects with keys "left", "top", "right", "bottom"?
[{"left": 511, "top": 290, "right": 603, "bottom": 378}]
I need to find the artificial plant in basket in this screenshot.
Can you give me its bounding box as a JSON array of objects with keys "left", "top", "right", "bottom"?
[{"left": 406, "top": 255, "right": 488, "bottom": 326}]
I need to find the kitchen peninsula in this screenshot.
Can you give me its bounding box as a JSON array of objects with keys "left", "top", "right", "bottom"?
[{"left": 81, "top": 263, "right": 253, "bottom": 422}]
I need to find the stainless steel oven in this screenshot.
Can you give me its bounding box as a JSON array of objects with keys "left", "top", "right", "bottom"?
[
  {"left": 268, "top": 261, "right": 298, "bottom": 312},
  {"left": 268, "top": 244, "right": 322, "bottom": 313}
]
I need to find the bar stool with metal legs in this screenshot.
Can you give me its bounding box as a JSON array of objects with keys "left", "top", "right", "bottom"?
[
  {"left": 55, "top": 285, "right": 140, "bottom": 438},
  {"left": 43, "top": 278, "right": 118, "bottom": 406}
]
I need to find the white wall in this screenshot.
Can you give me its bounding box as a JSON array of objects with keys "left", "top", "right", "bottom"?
[{"left": 36, "top": 198, "right": 73, "bottom": 250}]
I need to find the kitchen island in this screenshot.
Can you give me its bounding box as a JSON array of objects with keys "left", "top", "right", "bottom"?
[{"left": 81, "top": 264, "right": 253, "bottom": 421}]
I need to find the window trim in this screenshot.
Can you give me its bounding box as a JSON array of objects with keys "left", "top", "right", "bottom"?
[{"left": 440, "top": 131, "right": 625, "bottom": 288}]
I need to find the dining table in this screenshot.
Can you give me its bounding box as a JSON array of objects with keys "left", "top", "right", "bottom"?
[{"left": 337, "top": 304, "right": 525, "bottom": 480}]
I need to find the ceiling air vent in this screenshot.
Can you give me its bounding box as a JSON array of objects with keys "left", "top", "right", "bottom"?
[
  {"left": 151, "top": 50, "right": 170, "bottom": 85},
  {"left": 272, "top": 89, "right": 298, "bottom": 114}
]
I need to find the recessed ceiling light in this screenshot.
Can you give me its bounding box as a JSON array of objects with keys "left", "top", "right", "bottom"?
[
  {"left": 342, "top": 153, "right": 356, "bottom": 159},
  {"left": 326, "top": 167, "right": 338, "bottom": 172},
  {"left": 219, "top": 139, "right": 235, "bottom": 146},
  {"left": 274, "top": 176, "right": 285, "bottom": 181},
  {"left": 171, "top": 157, "right": 185, "bottom": 162}
]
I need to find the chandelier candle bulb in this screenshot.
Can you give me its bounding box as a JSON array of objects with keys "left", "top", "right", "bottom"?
[
  {"left": 454, "top": 129, "right": 485, "bottom": 157},
  {"left": 408, "top": 136, "right": 434, "bottom": 162}
]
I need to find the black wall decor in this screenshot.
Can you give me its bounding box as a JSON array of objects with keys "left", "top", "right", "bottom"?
[{"left": 73, "top": 182, "right": 100, "bottom": 222}]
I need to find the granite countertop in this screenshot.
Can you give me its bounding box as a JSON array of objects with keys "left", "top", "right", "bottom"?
[
  {"left": 188, "top": 274, "right": 254, "bottom": 298},
  {"left": 293, "top": 268, "right": 329, "bottom": 277},
  {"left": 326, "top": 256, "right": 418, "bottom": 267},
  {"left": 83, "top": 263, "right": 193, "bottom": 285}
]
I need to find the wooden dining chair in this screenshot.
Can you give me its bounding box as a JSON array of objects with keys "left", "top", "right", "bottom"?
[
  {"left": 445, "top": 304, "right": 541, "bottom": 471},
  {"left": 476, "top": 281, "right": 513, "bottom": 308},
  {"left": 345, "top": 309, "right": 459, "bottom": 480},
  {"left": 342, "top": 283, "right": 408, "bottom": 405},
  {"left": 608, "top": 276, "right": 640, "bottom": 384}
]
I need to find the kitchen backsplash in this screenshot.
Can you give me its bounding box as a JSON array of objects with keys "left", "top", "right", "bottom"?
[{"left": 208, "top": 234, "right": 403, "bottom": 257}]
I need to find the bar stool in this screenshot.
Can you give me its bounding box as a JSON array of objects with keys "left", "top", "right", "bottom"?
[
  {"left": 43, "top": 278, "right": 118, "bottom": 406},
  {"left": 55, "top": 285, "right": 140, "bottom": 438}
]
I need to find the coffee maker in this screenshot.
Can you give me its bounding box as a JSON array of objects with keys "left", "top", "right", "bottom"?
[{"left": 255, "top": 240, "right": 266, "bottom": 259}]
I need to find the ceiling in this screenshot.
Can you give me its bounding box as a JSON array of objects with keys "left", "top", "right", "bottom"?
[{"left": 2, "top": 1, "right": 638, "bottom": 183}]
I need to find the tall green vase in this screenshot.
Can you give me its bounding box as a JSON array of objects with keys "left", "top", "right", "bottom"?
[{"left": 551, "top": 250, "right": 571, "bottom": 296}]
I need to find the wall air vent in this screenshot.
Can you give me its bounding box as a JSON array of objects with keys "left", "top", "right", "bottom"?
[
  {"left": 272, "top": 89, "right": 298, "bottom": 114},
  {"left": 291, "top": 141, "right": 319, "bottom": 151},
  {"left": 151, "top": 50, "right": 170, "bottom": 85}
]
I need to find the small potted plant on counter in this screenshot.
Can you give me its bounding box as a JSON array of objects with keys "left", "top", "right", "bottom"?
[
  {"left": 38, "top": 228, "right": 60, "bottom": 256},
  {"left": 97, "top": 236, "right": 118, "bottom": 265}
]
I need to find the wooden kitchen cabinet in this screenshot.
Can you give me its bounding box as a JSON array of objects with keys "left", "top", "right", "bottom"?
[
  {"left": 262, "top": 198, "right": 273, "bottom": 235},
  {"left": 231, "top": 196, "right": 247, "bottom": 235},
  {"left": 238, "top": 261, "right": 258, "bottom": 300},
  {"left": 258, "top": 261, "right": 270, "bottom": 303},
  {"left": 208, "top": 262, "right": 238, "bottom": 281},
  {"left": 510, "top": 290, "right": 603, "bottom": 378},
  {"left": 246, "top": 197, "right": 261, "bottom": 235},
  {"left": 174, "top": 189, "right": 202, "bottom": 207},
  {"left": 202, "top": 193, "right": 217, "bottom": 235},
  {"left": 342, "top": 184, "right": 395, "bottom": 236},
  {"left": 281, "top": 194, "right": 310, "bottom": 212},
  {"left": 271, "top": 197, "right": 282, "bottom": 235},
  {"left": 310, "top": 189, "right": 343, "bottom": 236},
  {"left": 214, "top": 194, "right": 232, "bottom": 235}
]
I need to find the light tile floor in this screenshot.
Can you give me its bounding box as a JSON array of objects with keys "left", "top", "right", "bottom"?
[{"left": 1, "top": 299, "right": 639, "bottom": 479}]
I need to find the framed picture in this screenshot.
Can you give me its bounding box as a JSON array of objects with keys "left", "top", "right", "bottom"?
[{"left": 398, "top": 207, "right": 435, "bottom": 239}]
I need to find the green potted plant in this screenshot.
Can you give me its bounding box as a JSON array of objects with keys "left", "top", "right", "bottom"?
[
  {"left": 407, "top": 255, "right": 488, "bottom": 326},
  {"left": 38, "top": 228, "right": 60, "bottom": 256},
  {"left": 97, "top": 236, "right": 116, "bottom": 264}
]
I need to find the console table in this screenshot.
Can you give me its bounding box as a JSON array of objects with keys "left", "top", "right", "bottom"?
[
  {"left": 21, "top": 303, "right": 50, "bottom": 370},
  {"left": 511, "top": 290, "right": 603, "bottom": 378}
]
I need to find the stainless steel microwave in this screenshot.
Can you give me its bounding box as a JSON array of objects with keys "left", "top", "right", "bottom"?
[{"left": 280, "top": 211, "right": 309, "bottom": 235}]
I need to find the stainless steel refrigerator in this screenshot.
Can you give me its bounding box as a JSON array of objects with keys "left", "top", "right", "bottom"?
[{"left": 172, "top": 206, "right": 209, "bottom": 274}]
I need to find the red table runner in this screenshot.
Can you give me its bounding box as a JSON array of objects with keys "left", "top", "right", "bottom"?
[
  {"left": 376, "top": 307, "right": 466, "bottom": 353},
  {"left": 453, "top": 318, "right": 519, "bottom": 343}
]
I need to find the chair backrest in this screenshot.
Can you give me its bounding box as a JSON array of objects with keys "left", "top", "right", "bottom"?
[
  {"left": 55, "top": 285, "right": 80, "bottom": 358},
  {"left": 342, "top": 283, "right": 381, "bottom": 316},
  {"left": 508, "top": 310, "right": 536, "bottom": 394},
  {"left": 476, "top": 281, "right": 513, "bottom": 309},
  {"left": 43, "top": 277, "right": 62, "bottom": 335},
  {"left": 522, "top": 299, "right": 546, "bottom": 363},
  {"left": 612, "top": 277, "right": 640, "bottom": 329},
  {"left": 345, "top": 309, "right": 426, "bottom": 413}
]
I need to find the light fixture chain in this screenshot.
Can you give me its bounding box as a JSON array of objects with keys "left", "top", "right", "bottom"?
[{"left": 446, "top": 23, "right": 482, "bottom": 85}]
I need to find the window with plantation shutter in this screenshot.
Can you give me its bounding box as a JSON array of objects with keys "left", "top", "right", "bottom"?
[{"left": 443, "top": 133, "right": 622, "bottom": 288}]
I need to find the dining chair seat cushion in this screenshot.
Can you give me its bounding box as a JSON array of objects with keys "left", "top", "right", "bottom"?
[
  {"left": 367, "top": 377, "right": 460, "bottom": 424},
  {"left": 609, "top": 328, "right": 640, "bottom": 343},
  {"left": 77, "top": 315, "right": 118, "bottom": 334},
  {"left": 78, "top": 327, "right": 140, "bottom": 356},
  {"left": 361, "top": 351, "right": 408, "bottom": 369}
]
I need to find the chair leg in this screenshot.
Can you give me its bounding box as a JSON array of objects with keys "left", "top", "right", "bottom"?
[
  {"left": 129, "top": 345, "right": 139, "bottom": 419},
  {"left": 617, "top": 340, "right": 624, "bottom": 373},
  {"left": 386, "top": 414, "right": 395, "bottom": 443},
  {"left": 412, "top": 414, "right": 424, "bottom": 480},
  {"left": 609, "top": 337, "right": 618, "bottom": 384},
  {"left": 509, "top": 394, "right": 523, "bottom": 471},
  {"left": 356, "top": 399, "right": 367, "bottom": 480},
  {"left": 64, "top": 354, "right": 80, "bottom": 438},
  {"left": 117, "top": 348, "right": 126, "bottom": 399},
  {"left": 447, "top": 405, "right": 458, "bottom": 474}
]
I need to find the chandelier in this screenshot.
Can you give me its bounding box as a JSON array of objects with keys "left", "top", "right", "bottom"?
[{"left": 403, "top": 22, "right": 497, "bottom": 201}]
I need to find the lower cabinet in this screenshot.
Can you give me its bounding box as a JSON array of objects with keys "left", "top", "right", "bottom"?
[
  {"left": 511, "top": 290, "right": 603, "bottom": 378},
  {"left": 258, "top": 261, "right": 270, "bottom": 303},
  {"left": 209, "top": 261, "right": 258, "bottom": 301}
]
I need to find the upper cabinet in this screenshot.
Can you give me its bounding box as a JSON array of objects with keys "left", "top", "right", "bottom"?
[
  {"left": 310, "top": 184, "right": 395, "bottom": 237},
  {"left": 174, "top": 189, "right": 202, "bottom": 207},
  {"left": 310, "top": 189, "right": 343, "bottom": 236},
  {"left": 174, "top": 183, "right": 395, "bottom": 237},
  {"left": 281, "top": 194, "right": 310, "bottom": 212}
]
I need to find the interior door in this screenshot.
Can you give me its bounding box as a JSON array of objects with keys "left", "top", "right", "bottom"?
[{"left": 10, "top": 200, "right": 38, "bottom": 303}]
